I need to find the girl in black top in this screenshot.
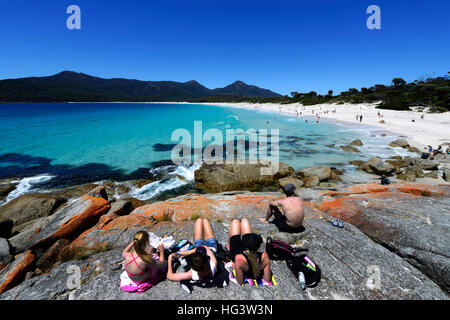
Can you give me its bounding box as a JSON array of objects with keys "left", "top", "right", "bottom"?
[{"left": 227, "top": 218, "right": 272, "bottom": 285}]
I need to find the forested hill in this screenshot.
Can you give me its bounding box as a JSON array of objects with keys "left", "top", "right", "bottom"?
[{"left": 0, "top": 71, "right": 281, "bottom": 102}]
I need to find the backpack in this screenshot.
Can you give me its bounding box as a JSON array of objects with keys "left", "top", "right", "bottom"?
[
  {"left": 265, "top": 237, "right": 308, "bottom": 260},
  {"left": 286, "top": 254, "right": 321, "bottom": 288}
]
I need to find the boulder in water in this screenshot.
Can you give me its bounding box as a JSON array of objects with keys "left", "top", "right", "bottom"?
[
  {"left": 365, "top": 157, "right": 396, "bottom": 175},
  {"left": 0, "top": 194, "right": 68, "bottom": 227},
  {"left": 389, "top": 139, "right": 409, "bottom": 148},
  {"left": 194, "top": 161, "right": 294, "bottom": 193}
]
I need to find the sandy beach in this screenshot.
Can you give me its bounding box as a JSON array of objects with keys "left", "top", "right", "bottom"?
[{"left": 203, "top": 102, "right": 450, "bottom": 151}]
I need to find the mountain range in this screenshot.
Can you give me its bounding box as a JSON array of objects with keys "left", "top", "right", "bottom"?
[{"left": 0, "top": 71, "right": 281, "bottom": 102}]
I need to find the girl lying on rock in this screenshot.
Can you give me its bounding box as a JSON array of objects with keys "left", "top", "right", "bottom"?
[
  {"left": 120, "top": 231, "right": 167, "bottom": 293},
  {"left": 227, "top": 218, "right": 273, "bottom": 286},
  {"left": 167, "top": 218, "right": 218, "bottom": 283}
]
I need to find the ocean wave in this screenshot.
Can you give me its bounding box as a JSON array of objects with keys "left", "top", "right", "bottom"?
[
  {"left": 128, "top": 162, "right": 201, "bottom": 200},
  {"left": 1, "top": 174, "right": 55, "bottom": 205}
]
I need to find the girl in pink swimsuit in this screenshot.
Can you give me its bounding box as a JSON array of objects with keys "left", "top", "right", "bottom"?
[{"left": 120, "top": 231, "right": 167, "bottom": 292}]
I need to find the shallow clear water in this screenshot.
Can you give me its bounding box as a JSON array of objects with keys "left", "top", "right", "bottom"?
[{"left": 0, "top": 103, "right": 415, "bottom": 201}]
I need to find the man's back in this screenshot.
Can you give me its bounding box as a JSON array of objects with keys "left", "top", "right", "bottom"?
[{"left": 278, "top": 196, "right": 304, "bottom": 227}]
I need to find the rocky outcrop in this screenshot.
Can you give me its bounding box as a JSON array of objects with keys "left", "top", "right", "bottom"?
[
  {"left": 364, "top": 157, "right": 396, "bottom": 175},
  {"left": 0, "top": 193, "right": 68, "bottom": 227},
  {"left": 9, "top": 186, "right": 110, "bottom": 253},
  {"left": 1, "top": 190, "right": 448, "bottom": 300},
  {"left": 319, "top": 183, "right": 450, "bottom": 293},
  {"left": 194, "top": 162, "right": 294, "bottom": 192},
  {"left": 0, "top": 239, "right": 12, "bottom": 270},
  {"left": 278, "top": 177, "right": 303, "bottom": 190},
  {"left": 339, "top": 145, "right": 360, "bottom": 153},
  {"left": 0, "top": 250, "right": 35, "bottom": 294},
  {"left": 297, "top": 166, "right": 332, "bottom": 182},
  {"left": 389, "top": 139, "right": 409, "bottom": 148},
  {"left": 0, "top": 182, "right": 449, "bottom": 300},
  {"left": 350, "top": 139, "right": 363, "bottom": 146},
  {"left": 35, "top": 239, "right": 71, "bottom": 272},
  {"left": 0, "top": 183, "right": 17, "bottom": 202}
]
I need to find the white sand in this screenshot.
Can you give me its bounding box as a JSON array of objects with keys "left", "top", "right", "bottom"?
[{"left": 202, "top": 101, "right": 450, "bottom": 151}]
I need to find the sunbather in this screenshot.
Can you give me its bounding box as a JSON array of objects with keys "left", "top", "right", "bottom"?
[
  {"left": 227, "top": 218, "right": 272, "bottom": 285},
  {"left": 120, "top": 231, "right": 167, "bottom": 292},
  {"left": 260, "top": 184, "right": 305, "bottom": 233},
  {"left": 167, "top": 218, "right": 218, "bottom": 283}
]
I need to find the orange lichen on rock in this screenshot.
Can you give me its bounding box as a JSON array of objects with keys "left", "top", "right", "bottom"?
[
  {"left": 319, "top": 183, "right": 390, "bottom": 197},
  {"left": 395, "top": 184, "right": 445, "bottom": 197},
  {"left": 318, "top": 198, "right": 363, "bottom": 222},
  {"left": 0, "top": 250, "right": 36, "bottom": 294},
  {"left": 49, "top": 196, "right": 110, "bottom": 240}
]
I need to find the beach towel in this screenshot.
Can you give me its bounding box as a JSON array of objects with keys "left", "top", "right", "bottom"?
[
  {"left": 225, "top": 261, "right": 277, "bottom": 287},
  {"left": 120, "top": 254, "right": 167, "bottom": 293}
]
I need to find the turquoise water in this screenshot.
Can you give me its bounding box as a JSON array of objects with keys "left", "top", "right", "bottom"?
[{"left": 0, "top": 103, "right": 414, "bottom": 201}]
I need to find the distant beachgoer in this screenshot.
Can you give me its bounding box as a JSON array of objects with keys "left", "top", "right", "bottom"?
[
  {"left": 446, "top": 147, "right": 450, "bottom": 154},
  {"left": 260, "top": 184, "right": 305, "bottom": 233},
  {"left": 428, "top": 145, "right": 433, "bottom": 153},
  {"left": 167, "top": 218, "right": 218, "bottom": 283},
  {"left": 421, "top": 114, "right": 424, "bottom": 120},
  {"left": 227, "top": 218, "right": 272, "bottom": 286},
  {"left": 360, "top": 115, "right": 363, "bottom": 122},
  {"left": 121, "top": 231, "right": 167, "bottom": 292},
  {"left": 379, "top": 174, "right": 391, "bottom": 185},
  {"left": 356, "top": 115, "right": 359, "bottom": 121}
]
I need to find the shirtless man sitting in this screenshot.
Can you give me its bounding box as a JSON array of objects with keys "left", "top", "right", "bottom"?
[{"left": 259, "top": 184, "right": 305, "bottom": 233}]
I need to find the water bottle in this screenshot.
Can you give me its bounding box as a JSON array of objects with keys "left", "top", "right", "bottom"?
[{"left": 298, "top": 272, "right": 306, "bottom": 290}]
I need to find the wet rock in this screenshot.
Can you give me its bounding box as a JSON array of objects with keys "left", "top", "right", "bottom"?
[
  {"left": 365, "top": 157, "right": 395, "bottom": 175},
  {"left": 339, "top": 145, "right": 360, "bottom": 153},
  {"left": 0, "top": 194, "right": 68, "bottom": 227},
  {"left": 0, "top": 183, "right": 17, "bottom": 202},
  {"left": 350, "top": 139, "right": 363, "bottom": 146},
  {"left": 330, "top": 167, "right": 344, "bottom": 176},
  {"left": 297, "top": 166, "right": 331, "bottom": 182},
  {"left": 0, "top": 250, "right": 36, "bottom": 294},
  {"left": 304, "top": 176, "right": 319, "bottom": 188},
  {"left": 389, "top": 139, "right": 409, "bottom": 148},
  {"left": 278, "top": 177, "right": 304, "bottom": 190},
  {"left": 194, "top": 161, "right": 294, "bottom": 193},
  {"left": 349, "top": 160, "right": 365, "bottom": 166}
]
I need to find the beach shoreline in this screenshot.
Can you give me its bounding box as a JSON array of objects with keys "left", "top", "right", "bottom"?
[{"left": 192, "top": 101, "right": 450, "bottom": 152}]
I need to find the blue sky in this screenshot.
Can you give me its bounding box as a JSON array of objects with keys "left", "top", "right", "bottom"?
[{"left": 0, "top": 0, "right": 449, "bottom": 95}]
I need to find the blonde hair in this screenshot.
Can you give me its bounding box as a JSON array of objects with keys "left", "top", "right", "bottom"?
[
  {"left": 132, "top": 231, "right": 157, "bottom": 267},
  {"left": 245, "top": 250, "right": 262, "bottom": 279}
]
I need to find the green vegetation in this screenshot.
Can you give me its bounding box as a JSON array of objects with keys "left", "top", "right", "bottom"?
[
  {"left": 1, "top": 71, "right": 448, "bottom": 112},
  {"left": 190, "top": 73, "right": 450, "bottom": 112}
]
